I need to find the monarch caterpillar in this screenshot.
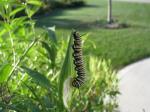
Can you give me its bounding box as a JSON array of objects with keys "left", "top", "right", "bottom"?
[{"left": 72, "top": 31, "right": 85, "bottom": 88}]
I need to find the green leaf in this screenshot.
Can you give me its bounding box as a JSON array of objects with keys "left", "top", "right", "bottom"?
[
  {"left": 44, "top": 26, "right": 57, "bottom": 44},
  {"left": 27, "top": 0, "right": 42, "bottom": 6},
  {"left": 11, "top": 17, "right": 27, "bottom": 28},
  {"left": 42, "top": 26, "right": 58, "bottom": 68},
  {"left": 25, "top": 0, "right": 42, "bottom": 18},
  {"left": 58, "top": 32, "right": 74, "bottom": 110},
  {"left": 0, "top": 0, "right": 16, "bottom": 6},
  {"left": 0, "top": 5, "right": 6, "bottom": 19},
  {"left": 0, "top": 102, "right": 25, "bottom": 112},
  {"left": 10, "top": 6, "right": 25, "bottom": 17},
  {"left": 23, "top": 83, "right": 47, "bottom": 111},
  {"left": 0, "top": 28, "right": 7, "bottom": 37},
  {"left": 25, "top": 6, "right": 39, "bottom": 18},
  {"left": 41, "top": 41, "right": 57, "bottom": 68},
  {"left": 22, "top": 66, "right": 51, "bottom": 90},
  {"left": 0, "top": 63, "right": 12, "bottom": 83}
]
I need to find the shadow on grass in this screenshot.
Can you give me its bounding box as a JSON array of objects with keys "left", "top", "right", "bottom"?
[
  {"left": 37, "top": 18, "right": 107, "bottom": 30},
  {"left": 36, "top": 3, "right": 105, "bottom": 30},
  {"left": 35, "top": 3, "right": 100, "bottom": 18}
]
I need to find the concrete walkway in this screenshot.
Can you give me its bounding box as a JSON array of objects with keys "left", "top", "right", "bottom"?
[
  {"left": 114, "top": 0, "right": 150, "bottom": 3},
  {"left": 118, "top": 58, "right": 150, "bottom": 112}
]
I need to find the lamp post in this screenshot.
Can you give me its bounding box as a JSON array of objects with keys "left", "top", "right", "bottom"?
[{"left": 107, "top": 0, "right": 113, "bottom": 24}]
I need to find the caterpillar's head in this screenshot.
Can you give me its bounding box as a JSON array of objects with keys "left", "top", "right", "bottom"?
[{"left": 73, "top": 31, "right": 80, "bottom": 39}]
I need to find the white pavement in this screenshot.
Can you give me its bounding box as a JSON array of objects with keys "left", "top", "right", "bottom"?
[
  {"left": 114, "top": 0, "right": 150, "bottom": 3},
  {"left": 118, "top": 58, "right": 150, "bottom": 112}
]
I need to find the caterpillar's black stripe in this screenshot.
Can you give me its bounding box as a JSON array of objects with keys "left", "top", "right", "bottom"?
[{"left": 72, "top": 31, "right": 85, "bottom": 88}]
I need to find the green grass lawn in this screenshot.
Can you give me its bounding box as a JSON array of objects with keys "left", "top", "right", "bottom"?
[{"left": 36, "top": 0, "right": 150, "bottom": 69}]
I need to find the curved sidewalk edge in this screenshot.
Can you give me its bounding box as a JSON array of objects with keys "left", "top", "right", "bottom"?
[{"left": 118, "top": 58, "right": 150, "bottom": 112}]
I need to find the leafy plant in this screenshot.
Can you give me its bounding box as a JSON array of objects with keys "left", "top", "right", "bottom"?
[{"left": 58, "top": 31, "right": 74, "bottom": 111}]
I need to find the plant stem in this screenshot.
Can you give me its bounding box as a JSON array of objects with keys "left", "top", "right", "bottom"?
[
  {"left": 7, "top": 39, "right": 37, "bottom": 82},
  {"left": 8, "top": 31, "right": 16, "bottom": 66},
  {"left": 4, "top": 11, "right": 16, "bottom": 66},
  {"left": 29, "top": 17, "right": 36, "bottom": 39},
  {"left": 4, "top": 18, "right": 16, "bottom": 67},
  {"left": 7, "top": 16, "right": 37, "bottom": 82}
]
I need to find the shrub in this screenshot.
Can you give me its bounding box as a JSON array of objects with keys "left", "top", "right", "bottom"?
[{"left": 39, "top": 0, "right": 85, "bottom": 15}]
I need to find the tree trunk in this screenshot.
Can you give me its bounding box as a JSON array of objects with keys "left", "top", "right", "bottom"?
[{"left": 107, "top": 0, "right": 113, "bottom": 24}]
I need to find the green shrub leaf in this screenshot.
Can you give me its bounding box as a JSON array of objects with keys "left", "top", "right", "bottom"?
[
  {"left": 22, "top": 66, "right": 51, "bottom": 90},
  {"left": 0, "top": 63, "right": 12, "bottom": 83},
  {"left": 45, "top": 26, "right": 57, "bottom": 43},
  {"left": 58, "top": 32, "right": 74, "bottom": 110},
  {"left": 10, "top": 6, "right": 25, "bottom": 17},
  {"left": 27, "top": 0, "right": 42, "bottom": 6}
]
